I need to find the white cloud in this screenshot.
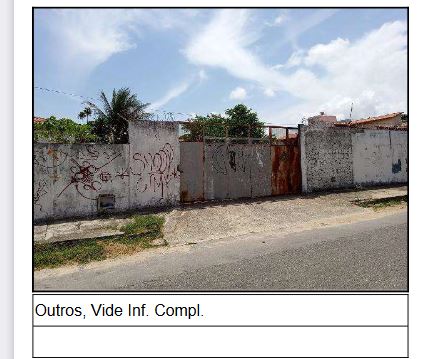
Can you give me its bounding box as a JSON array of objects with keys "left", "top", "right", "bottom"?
[
  {"left": 303, "top": 38, "right": 350, "bottom": 66},
  {"left": 198, "top": 69, "right": 208, "bottom": 81},
  {"left": 149, "top": 69, "right": 208, "bottom": 110},
  {"left": 285, "top": 21, "right": 408, "bottom": 121},
  {"left": 184, "top": 12, "right": 407, "bottom": 124},
  {"left": 149, "top": 82, "right": 190, "bottom": 110},
  {"left": 229, "top": 87, "right": 247, "bottom": 100},
  {"left": 49, "top": 10, "right": 138, "bottom": 74},
  {"left": 285, "top": 49, "right": 305, "bottom": 68},
  {"left": 264, "top": 88, "right": 276, "bottom": 97},
  {"left": 274, "top": 15, "right": 286, "bottom": 25},
  {"left": 40, "top": 9, "right": 407, "bottom": 124},
  {"left": 280, "top": 10, "right": 339, "bottom": 46},
  {"left": 43, "top": 9, "right": 199, "bottom": 77},
  {"left": 185, "top": 10, "right": 289, "bottom": 93}
]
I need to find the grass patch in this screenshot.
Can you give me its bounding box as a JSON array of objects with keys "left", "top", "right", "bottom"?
[
  {"left": 34, "top": 240, "right": 105, "bottom": 269},
  {"left": 353, "top": 195, "right": 407, "bottom": 209},
  {"left": 34, "top": 215, "right": 165, "bottom": 270},
  {"left": 121, "top": 215, "right": 164, "bottom": 235}
]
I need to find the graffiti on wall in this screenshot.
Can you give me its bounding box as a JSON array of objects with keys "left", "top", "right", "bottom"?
[
  {"left": 34, "top": 180, "right": 48, "bottom": 213},
  {"left": 211, "top": 144, "right": 250, "bottom": 175},
  {"left": 34, "top": 143, "right": 179, "bottom": 211},
  {"left": 33, "top": 147, "right": 69, "bottom": 171},
  {"left": 57, "top": 152, "right": 122, "bottom": 200},
  {"left": 130, "top": 143, "right": 179, "bottom": 198}
]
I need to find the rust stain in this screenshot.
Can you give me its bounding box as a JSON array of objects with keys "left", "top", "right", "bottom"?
[
  {"left": 180, "top": 190, "right": 189, "bottom": 203},
  {"left": 271, "top": 137, "right": 301, "bottom": 196}
]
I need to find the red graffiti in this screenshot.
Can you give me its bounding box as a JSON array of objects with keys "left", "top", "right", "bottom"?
[
  {"left": 57, "top": 153, "right": 121, "bottom": 200},
  {"left": 99, "top": 172, "right": 112, "bottom": 182}
]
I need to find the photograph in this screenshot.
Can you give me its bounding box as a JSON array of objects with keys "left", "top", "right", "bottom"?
[{"left": 32, "top": 7, "right": 408, "bottom": 292}]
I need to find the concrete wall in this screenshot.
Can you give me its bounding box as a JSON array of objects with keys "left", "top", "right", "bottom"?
[
  {"left": 35, "top": 120, "right": 407, "bottom": 220},
  {"left": 352, "top": 130, "right": 407, "bottom": 185},
  {"left": 300, "top": 127, "right": 354, "bottom": 192},
  {"left": 128, "top": 121, "right": 180, "bottom": 208},
  {"left": 34, "top": 144, "right": 131, "bottom": 221},
  {"left": 34, "top": 121, "right": 180, "bottom": 222},
  {"left": 300, "top": 126, "right": 407, "bottom": 192}
]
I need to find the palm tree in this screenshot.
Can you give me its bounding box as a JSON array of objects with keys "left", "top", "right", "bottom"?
[
  {"left": 78, "top": 111, "right": 86, "bottom": 123},
  {"left": 83, "top": 106, "right": 92, "bottom": 124},
  {"left": 86, "top": 88, "right": 150, "bottom": 144}
]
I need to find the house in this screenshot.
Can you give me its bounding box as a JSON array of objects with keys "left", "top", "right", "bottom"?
[
  {"left": 307, "top": 112, "right": 337, "bottom": 127},
  {"left": 335, "top": 112, "right": 405, "bottom": 129},
  {"left": 33, "top": 117, "right": 46, "bottom": 123}
]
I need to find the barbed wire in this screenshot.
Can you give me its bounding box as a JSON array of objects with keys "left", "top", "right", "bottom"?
[
  {"left": 34, "top": 86, "right": 300, "bottom": 126},
  {"left": 34, "top": 86, "right": 196, "bottom": 121},
  {"left": 34, "top": 86, "right": 100, "bottom": 102}
]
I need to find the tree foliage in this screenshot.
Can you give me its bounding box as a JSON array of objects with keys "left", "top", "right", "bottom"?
[
  {"left": 225, "top": 104, "right": 265, "bottom": 138},
  {"left": 401, "top": 113, "right": 408, "bottom": 123},
  {"left": 181, "top": 104, "right": 265, "bottom": 142},
  {"left": 33, "top": 116, "right": 97, "bottom": 143},
  {"left": 78, "top": 106, "right": 92, "bottom": 123},
  {"left": 86, "top": 88, "right": 150, "bottom": 144},
  {"left": 180, "top": 114, "right": 226, "bottom": 142}
]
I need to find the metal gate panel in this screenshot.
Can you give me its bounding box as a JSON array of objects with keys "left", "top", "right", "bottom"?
[
  {"left": 180, "top": 142, "right": 204, "bottom": 202},
  {"left": 271, "top": 137, "right": 301, "bottom": 196}
]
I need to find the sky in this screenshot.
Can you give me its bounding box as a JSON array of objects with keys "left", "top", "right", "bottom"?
[{"left": 34, "top": 8, "right": 407, "bottom": 125}]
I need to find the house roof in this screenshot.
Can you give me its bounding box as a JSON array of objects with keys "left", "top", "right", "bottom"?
[
  {"left": 334, "top": 112, "right": 404, "bottom": 127},
  {"left": 33, "top": 117, "right": 46, "bottom": 123}
]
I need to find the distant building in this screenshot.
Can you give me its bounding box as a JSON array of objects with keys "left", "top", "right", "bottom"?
[
  {"left": 335, "top": 112, "right": 405, "bottom": 129},
  {"left": 307, "top": 112, "right": 337, "bottom": 127},
  {"left": 33, "top": 117, "right": 46, "bottom": 123}
]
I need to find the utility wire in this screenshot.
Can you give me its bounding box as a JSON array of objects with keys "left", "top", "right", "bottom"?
[
  {"left": 34, "top": 86, "right": 99, "bottom": 102},
  {"left": 34, "top": 86, "right": 299, "bottom": 125},
  {"left": 34, "top": 86, "right": 196, "bottom": 119}
]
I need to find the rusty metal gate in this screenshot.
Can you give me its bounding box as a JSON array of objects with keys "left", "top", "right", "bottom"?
[
  {"left": 271, "top": 134, "right": 301, "bottom": 196},
  {"left": 179, "top": 123, "right": 301, "bottom": 202}
]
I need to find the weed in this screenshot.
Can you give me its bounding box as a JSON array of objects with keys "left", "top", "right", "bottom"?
[
  {"left": 34, "top": 240, "right": 105, "bottom": 269},
  {"left": 353, "top": 195, "right": 407, "bottom": 209},
  {"left": 34, "top": 214, "right": 165, "bottom": 270},
  {"left": 121, "top": 215, "right": 165, "bottom": 235}
]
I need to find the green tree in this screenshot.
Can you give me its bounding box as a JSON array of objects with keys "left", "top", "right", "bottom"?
[
  {"left": 180, "top": 114, "right": 227, "bottom": 142},
  {"left": 225, "top": 104, "right": 265, "bottom": 138},
  {"left": 86, "top": 88, "right": 150, "bottom": 144},
  {"left": 78, "top": 111, "right": 86, "bottom": 123},
  {"left": 83, "top": 106, "right": 92, "bottom": 123},
  {"left": 33, "top": 116, "right": 97, "bottom": 143},
  {"left": 181, "top": 104, "right": 265, "bottom": 141}
]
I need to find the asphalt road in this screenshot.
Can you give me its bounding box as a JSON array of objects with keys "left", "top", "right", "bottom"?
[{"left": 34, "top": 211, "right": 407, "bottom": 291}]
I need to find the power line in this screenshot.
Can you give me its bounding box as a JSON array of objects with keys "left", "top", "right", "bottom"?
[
  {"left": 34, "top": 86, "right": 99, "bottom": 102},
  {"left": 34, "top": 86, "right": 195, "bottom": 119},
  {"left": 33, "top": 86, "right": 299, "bottom": 125}
]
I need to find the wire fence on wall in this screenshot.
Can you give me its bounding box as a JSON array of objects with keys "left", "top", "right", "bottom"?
[
  {"left": 177, "top": 122, "right": 298, "bottom": 145},
  {"left": 34, "top": 85, "right": 299, "bottom": 145}
]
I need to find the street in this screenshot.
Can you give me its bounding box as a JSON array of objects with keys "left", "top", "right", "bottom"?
[{"left": 34, "top": 210, "right": 407, "bottom": 291}]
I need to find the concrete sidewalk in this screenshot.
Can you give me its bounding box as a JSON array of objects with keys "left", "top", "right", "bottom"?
[
  {"left": 164, "top": 185, "right": 407, "bottom": 246},
  {"left": 34, "top": 217, "right": 133, "bottom": 243},
  {"left": 34, "top": 185, "right": 407, "bottom": 245}
]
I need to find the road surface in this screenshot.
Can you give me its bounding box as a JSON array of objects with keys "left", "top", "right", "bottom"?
[{"left": 34, "top": 211, "right": 407, "bottom": 291}]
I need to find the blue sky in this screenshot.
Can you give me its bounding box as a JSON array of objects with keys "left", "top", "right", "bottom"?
[{"left": 34, "top": 8, "right": 407, "bottom": 125}]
